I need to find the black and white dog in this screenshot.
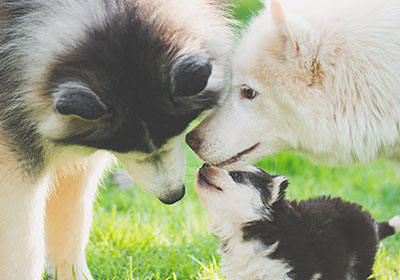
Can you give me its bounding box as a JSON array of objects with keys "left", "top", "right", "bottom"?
[
  {"left": 195, "top": 164, "right": 400, "bottom": 280},
  {"left": 0, "top": 1, "right": 232, "bottom": 279}
]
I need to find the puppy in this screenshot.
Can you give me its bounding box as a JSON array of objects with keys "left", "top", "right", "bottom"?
[
  {"left": 187, "top": 0, "right": 400, "bottom": 169},
  {"left": 195, "top": 164, "right": 400, "bottom": 280}
]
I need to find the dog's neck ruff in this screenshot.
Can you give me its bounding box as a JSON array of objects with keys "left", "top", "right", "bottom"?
[{"left": 219, "top": 236, "right": 293, "bottom": 280}]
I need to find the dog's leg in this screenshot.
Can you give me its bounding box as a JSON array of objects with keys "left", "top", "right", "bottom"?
[
  {"left": 0, "top": 172, "right": 48, "bottom": 279},
  {"left": 45, "top": 151, "right": 113, "bottom": 280}
]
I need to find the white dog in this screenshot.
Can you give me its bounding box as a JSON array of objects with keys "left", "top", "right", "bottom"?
[{"left": 187, "top": 0, "right": 400, "bottom": 168}]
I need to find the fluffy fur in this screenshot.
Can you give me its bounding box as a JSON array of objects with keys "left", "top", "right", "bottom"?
[
  {"left": 195, "top": 164, "right": 400, "bottom": 280},
  {"left": 0, "top": 0, "right": 233, "bottom": 279},
  {"left": 187, "top": 0, "right": 400, "bottom": 169}
]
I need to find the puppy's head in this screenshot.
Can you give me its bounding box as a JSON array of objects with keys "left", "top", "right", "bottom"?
[{"left": 195, "top": 164, "right": 289, "bottom": 237}]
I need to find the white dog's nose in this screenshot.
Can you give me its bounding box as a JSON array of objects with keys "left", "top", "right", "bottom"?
[{"left": 186, "top": 130, "right": 201, "bottom": 152}]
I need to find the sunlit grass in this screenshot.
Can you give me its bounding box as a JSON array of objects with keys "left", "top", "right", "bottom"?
[{"left": 57, "top": 147, "right": 400, "bottom": 280}]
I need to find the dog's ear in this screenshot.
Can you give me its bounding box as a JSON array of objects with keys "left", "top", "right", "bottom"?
[
  {"left": 53, "top": 82, "right": 109, "bottom": 120},
  {"left": 170, "top": 54, "right": 212, "bottom": 97},
  {"left": 267, "top": 0, "right": 294, "bottom": 56},
  {"left": 270, "top": 175, "right": 289, "bottom": 203},
  {"left": 268, "top": 0, "right": 319, "bottom": 63}
]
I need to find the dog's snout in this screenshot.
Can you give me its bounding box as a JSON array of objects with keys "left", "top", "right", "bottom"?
[
  {"left": 186, "top": 130, "right": 201, "bottom": 152},
  {"left": 158, "top": 185, "right": 185, "bottom": 205},
  {"left": 201, "top": 163, "right": 210, "bottom": 170}
]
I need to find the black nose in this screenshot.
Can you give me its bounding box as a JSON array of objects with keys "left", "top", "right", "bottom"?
[
  {"left": 186, "top": 130, "right": 201, "bottom": 152},
  {"left": 200, "top": 163, "right": 210, "bottom": 170},
  {"left": 158, "top": 185, "right": 186, "bottom": 205}
]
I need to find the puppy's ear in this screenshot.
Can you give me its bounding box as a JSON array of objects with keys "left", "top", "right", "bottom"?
[
  {"left": 170, "top": 54, "right": 212, "bottom": 97},
  {"left": 270, "top": 175, "right": 289, "bottom": 203},
  {"left": 53, "top": 82, "right": 108, "bottom": 120}
]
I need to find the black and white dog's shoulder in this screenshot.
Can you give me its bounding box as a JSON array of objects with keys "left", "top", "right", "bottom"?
[{"left": 195, "top": 164, "right": 400, "bottom": 280}]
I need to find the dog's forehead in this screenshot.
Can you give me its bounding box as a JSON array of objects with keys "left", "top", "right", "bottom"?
[
  {"left": 247, "top": 168, "right": 273, "bottom": 186},
  {"left": 45, "top": 5, "right": 221, "bottom": 154}
]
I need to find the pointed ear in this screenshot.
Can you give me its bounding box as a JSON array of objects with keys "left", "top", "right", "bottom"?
[
  {"left": 270, "top": 175, "right": 289, "bottom": 203},
  {"left": 267, "top": 0, "right": 296, "bottom": 57},
  {"left": 53, "top": 82, "right": 108, "bottom": 120},
  {"left": 170, "top": 54, "right": 212, "bottom": 97},
  {"left": 270, "top": 0, "right": 285, "bottom": 26},
  {"left": 268, "top": 0, "right": 320, "bottom": 64}
]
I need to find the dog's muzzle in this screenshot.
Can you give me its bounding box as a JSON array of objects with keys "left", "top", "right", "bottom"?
[{"left": 158, "top": 185, "right": 186, "bottom": 205}]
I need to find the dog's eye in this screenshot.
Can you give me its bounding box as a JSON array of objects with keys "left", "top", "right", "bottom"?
[
  {"left": 229, "top": 171, "right": 243, "bottom": 182},
  {"left": 240, "top": 85, "right": 258, "bottom": 100}
]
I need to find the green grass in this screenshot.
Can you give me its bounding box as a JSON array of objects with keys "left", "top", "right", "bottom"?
[
  {"left": 75, "top": 147, "right": 400, "bottom": 280},
  {"left": 45, "top": 1, "right": 400, "bottom": 279},
  {"left": 80, "top": 148, "right": 400, "bottom": 280}
]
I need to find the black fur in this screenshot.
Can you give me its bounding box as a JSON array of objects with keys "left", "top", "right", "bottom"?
[
  {"left": 0, "top": 0, "right": 223, "bottom": 176},
  {"left": 377, "top": 221, "right": 396, "bottom": 240},
  {"left": 54, "top": 83, "right": 109, "bottom": 120},
  {"left": 231, "top": 168, "right": 397, "bottom": 280},
  {"left": 46, "top": 4, "right": 220, "bottom": 153},
  {"left": 171, "top": 54, "right": 213, "bottom": 97},
  {"left": 229, "top": 168, "right": 275, "bottom": 207}
]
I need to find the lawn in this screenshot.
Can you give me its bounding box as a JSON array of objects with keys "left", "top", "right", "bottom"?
[
  {"left": 83, "top": 145, "right": 400, "bottom": 280},
  {"left": 46, "top": 1, "right": 400, "bottom": 279}
]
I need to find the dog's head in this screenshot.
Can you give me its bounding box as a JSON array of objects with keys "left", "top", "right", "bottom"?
[
  {"left": 195, "top": 164, "right": 288, "bottom": 237},
  {"left": 187, "top": 0, "right": 347, "bottom": 168},
  {"left": 37, "top": 1, "right": 232, "bottom": 204}
]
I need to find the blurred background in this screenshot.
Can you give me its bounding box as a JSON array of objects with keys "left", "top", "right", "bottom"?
[{"left": 47, "top": 1, "right": 400, "bottom": 279}]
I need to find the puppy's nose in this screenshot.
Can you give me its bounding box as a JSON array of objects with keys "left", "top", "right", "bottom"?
[
  {"left": 186, "top": 130, "right": 201, "bottom": 152},
  {"left": 200, "top": 163, "right": 210, "bottom": 170}
]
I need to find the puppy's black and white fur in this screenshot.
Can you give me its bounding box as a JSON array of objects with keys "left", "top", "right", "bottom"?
[
  {"left": 195, "top": 164, "right": 400, "bottom": 280},
  {"left": 0, "top": 1, "right": 233, "bottom": 279}
]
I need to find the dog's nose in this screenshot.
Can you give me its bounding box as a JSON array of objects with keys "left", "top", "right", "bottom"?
[
  {"left": 158, "top": 185, "right": 186, "bottom": 205},
  {"left": 186, "top": 130, "right": 201, "bottom": 152},
  {"left": 200, "top": 163, "right": 210, "bottom": 170}
]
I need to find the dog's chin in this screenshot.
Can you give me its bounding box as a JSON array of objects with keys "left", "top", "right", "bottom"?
[{"left": 213, "top": 143, "right": 261, "bottom": 170}]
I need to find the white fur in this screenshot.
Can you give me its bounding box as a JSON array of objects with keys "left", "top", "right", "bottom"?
[
  {"left": 389, "top": 215, "right": 400, "bottom": 232},
  {"left": 311, "top": 273, "right": 321, "bottom": 280},
  {"left": 114, "top": 133, "right": 187, "bottom": 202},
  {"left": 220, "top": 239, "right": 293, "bottom": 280},
  {"left": 0, "top": 171, "right": 48, "bottom": 279},
  {"left": 270, "top": 176, "right": 287, "bottom": 204},
  {"left": 0, "top": 145, "right": 113, "bottom": 280},
  {"left": 195, "top": 166, "right": 293, "bottom": 280},
  {"left": 45, "top": 151, "right": 113, "bottom": 280},
  {"left": 190, "top": 0, "right": 400, "bottom": 168},
  {"left": 345, "top": 255, "right": 359, "bottom": 280}
]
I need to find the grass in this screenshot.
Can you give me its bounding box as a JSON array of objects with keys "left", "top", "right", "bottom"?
[
  {"left": 79, "top": 148, "right": 400, "bottom": 280},
  {"left": 45, "top": 1, "right": 400, "bottom": 279},
  {"left": 78, "top": 147, "right": 400, "bottom": 280}
]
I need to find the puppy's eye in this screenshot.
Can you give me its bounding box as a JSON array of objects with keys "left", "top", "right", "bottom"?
[
  {"left": 240, "top": 85, "right": 258, "bottom": 100},
  {"left": 229, "top": 171, "right": 243, "bottom": 182}
]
